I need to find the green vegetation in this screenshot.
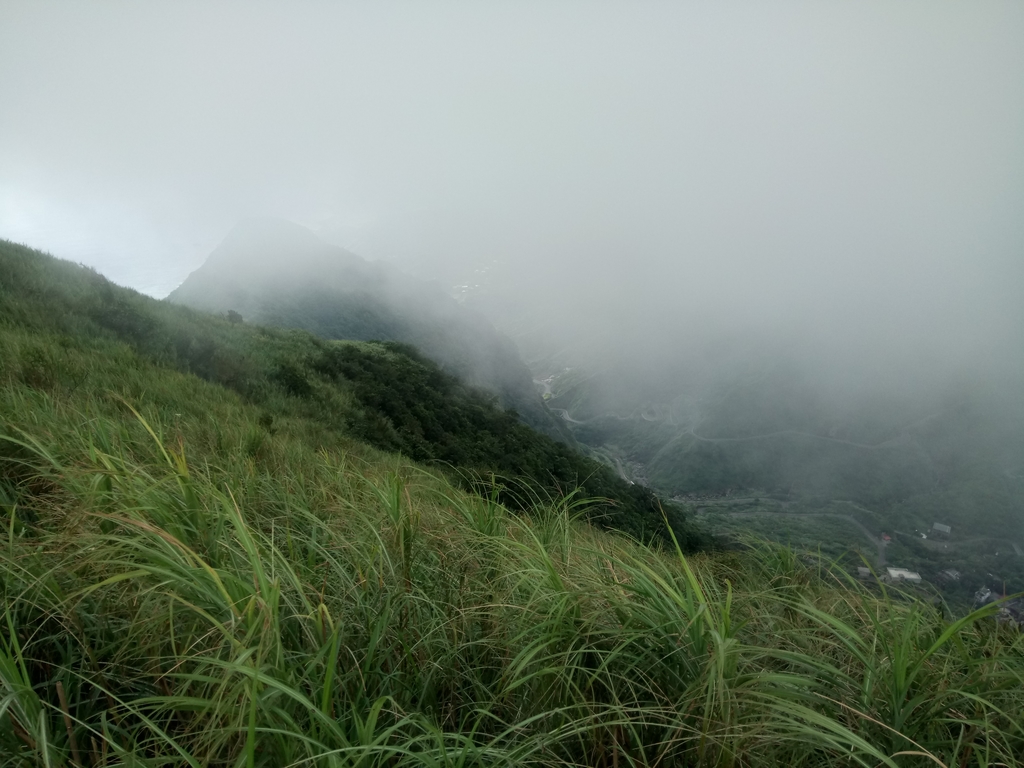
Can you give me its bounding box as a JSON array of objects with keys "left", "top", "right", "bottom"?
[
  {"left": 695, "top": 507, "right": 873, "bottom": 562},
  {"left": 548, "top": 356, "right": 1024, "bottom": 595},
  {"left": 167, "top": 217, "right": 567, "bottom": 441},
  {"left": 304, "top": 341, "right": 682, "bottom": 542},
  {"left": 0, "top": 239, "right": 691, "bottom": 547},
  {"left": 2, "top": 239, "right": 1024, "bottom": 766}
]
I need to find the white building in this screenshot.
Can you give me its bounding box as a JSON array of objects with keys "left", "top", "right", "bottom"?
[{"left": 886, "top": 567, "right": 922, "bottom": 584}]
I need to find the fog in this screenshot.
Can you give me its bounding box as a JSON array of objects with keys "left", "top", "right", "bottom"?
[{"left": 2, "top": 1, "right": 1023, "bottom": 385}]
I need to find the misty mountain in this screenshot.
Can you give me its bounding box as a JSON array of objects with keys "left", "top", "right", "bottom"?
[
  {"left": 6, "top": 241, "right": 1023, "bottom": 767},
  {"left": 168, "top": 218, "right": 566, "bottom": 439},
  {"left": 555, "top": 356, "right": 1019, "bottom": 494},
  {"left": 1, "top": 237, "right": 696, "bottom": 546},
  {"left": 535, "top": 344, "right": 1024, "bottom": 592}
]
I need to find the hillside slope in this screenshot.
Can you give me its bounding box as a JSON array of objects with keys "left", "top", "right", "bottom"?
[
  {"left": 0, "top": 239, "right": 695, "bottom": 546},
  {"left": 168, "top": 218, "right": 566, "bottom": 440},
  {"left": 1, "top": 241, "right": 1022, "bottom": 766}
]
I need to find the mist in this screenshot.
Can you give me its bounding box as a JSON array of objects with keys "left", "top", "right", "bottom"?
[{"left": 2, "top": 1, "right": 1023, "bottom": 388}]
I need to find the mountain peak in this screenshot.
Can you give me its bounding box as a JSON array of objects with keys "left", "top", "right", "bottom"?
[
  {"left": 198, "top": 217, "right": 362, "bottom": 277},
  {"left": 221, "top": 216, "right": 323, "bottom": 249},
  {"left": 167, "top": 217, "right": 569, "bottom": 441}
]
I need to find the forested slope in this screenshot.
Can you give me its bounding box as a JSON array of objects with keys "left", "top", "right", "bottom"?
[
  {"left": 0, "top": 239, "right": 695, "bottom": 546},
  {"left": 168, "top": 218, "right": 567, "bottom": 440}
]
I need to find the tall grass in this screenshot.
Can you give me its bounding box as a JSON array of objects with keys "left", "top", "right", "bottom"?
[
  {"left": 1, "top": 244, "right": 1022, "bottom": 766},
  {"left": 1, "top": 384, "right": 1022, "bottom": 766},
  {"left": 0, "top": 239, "right": 696, "bottom": 550}
]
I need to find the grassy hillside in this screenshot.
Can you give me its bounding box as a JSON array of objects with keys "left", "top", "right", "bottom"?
[
  {"left": 1, "top": 240, "right": 1023, "bottom": 766},
  {"left": 0, "top": 239, "right": 694, "bottom": 547},
  {"left": 167, "top": 218, "right": 567, "bottom": 441}
]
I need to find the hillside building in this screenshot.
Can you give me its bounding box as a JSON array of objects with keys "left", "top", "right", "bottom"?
[{"left": 885, "top": 567, "right": 922, "bottom": 584}]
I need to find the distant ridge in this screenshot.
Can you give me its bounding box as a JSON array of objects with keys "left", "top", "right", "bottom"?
[{"left": 169, "top": 218, "right": 567, "bottom": 439}]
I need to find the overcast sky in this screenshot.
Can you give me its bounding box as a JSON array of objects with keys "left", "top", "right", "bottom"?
[{"left": 2, "top": 2, "right": 1022, "bottom": 369}]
